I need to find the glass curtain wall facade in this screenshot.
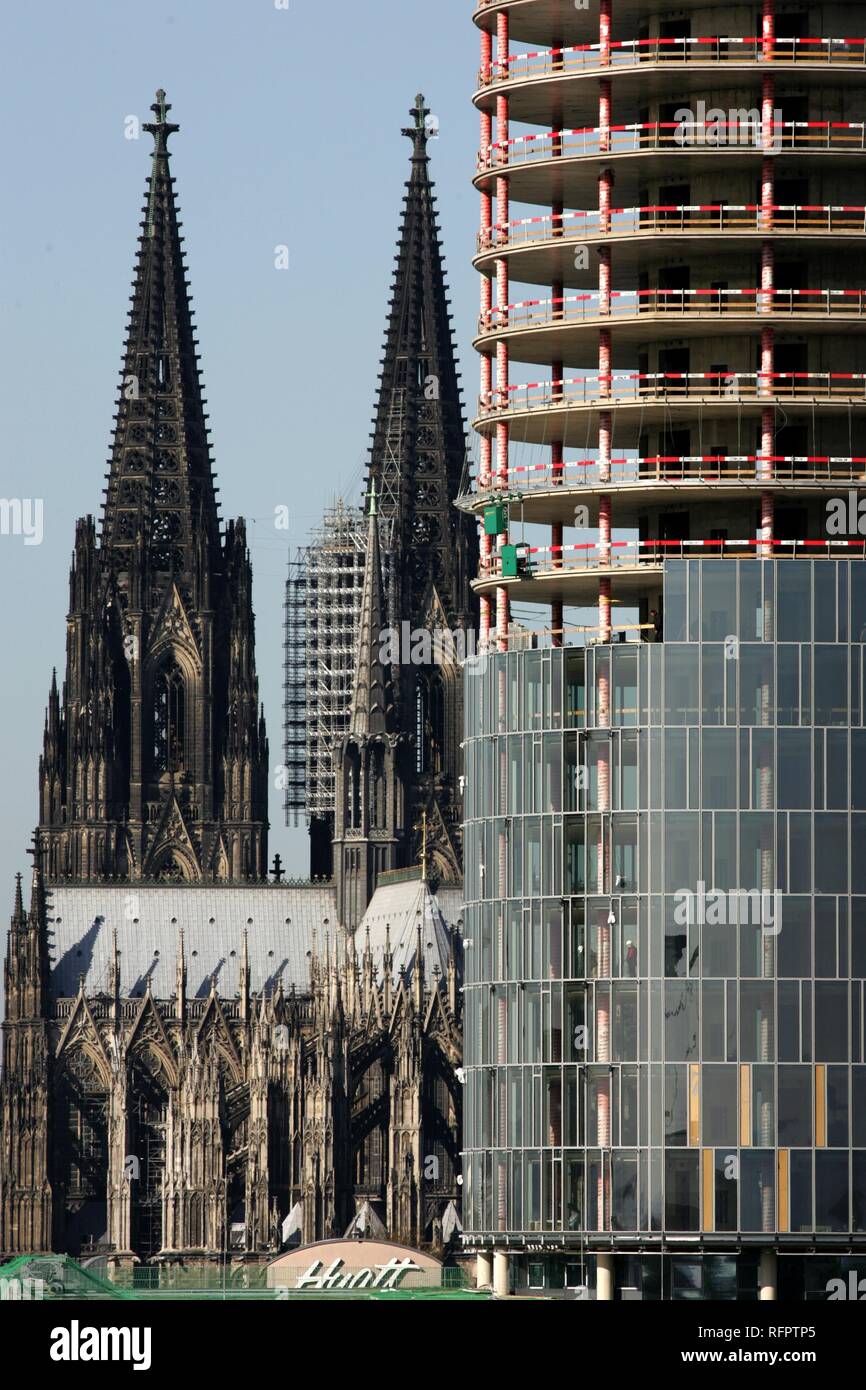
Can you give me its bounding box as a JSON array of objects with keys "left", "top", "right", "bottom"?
[
  {"left": 463, "top": 560, "right": 866, "bottom": 1295},
  {"left": 465, "top": 0, "right": 866, "bottom": 1299}
]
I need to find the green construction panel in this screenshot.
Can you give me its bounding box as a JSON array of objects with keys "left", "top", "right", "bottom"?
[
  {"left": 500, "top": 544, "right": 519, "bottom": 577},
  {"left": 483, "top": 502, "right": 507, "bottom": 536}
]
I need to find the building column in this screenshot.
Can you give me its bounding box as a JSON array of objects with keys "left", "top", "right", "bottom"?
[
  {"left": 549, "top": 43, "right": 564, "bottom": 648},
  {"left": 493, "top": 1250, "right": 511, "bottom": 1296},
  {"left": 596, "top": 100, "right": 613, "bottom": 1225},
  {"left": 495, "top": 9, "right": 510, "bottom": 653},
  {"left": 759, "top": 9, "right": 776, "bottom": 555},
  {"left": 478, "top": 26, "right": 494, "bottom": 647},
  {"left": 597, "top": 1252, "right": 615, "bottom": 1301},
  {"left": 476, "top": 1250, "right": 493, "bottom": 1288},
  {"left": 597, "top": 80, "right": 614, "bottom": 642},
  {"left": 759, "top": 1249, "right": 778, "bottom": 1300},
  {"left": 551, "top": 365, "right": 564, "bottom": 646}
]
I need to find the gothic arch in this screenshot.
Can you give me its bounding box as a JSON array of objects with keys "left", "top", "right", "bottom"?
[
  {"left": 57, "top": 1040, "right": 112, "bottom": 1094},
  {"left": 54, "top": 1047, "right": 110, "bottom": 1257},
  {"left": 150, "top": 845, "right": 199, "bottom": 882},
  {"left": 127, "top": 1046, "right": 172, "bottom": 1258},
  {"left": 214, "top": 1044, "right": 243, "bottom": 1091},
  {"left": 128, "top": 1039, "right": 178, "bottom": 1092}
]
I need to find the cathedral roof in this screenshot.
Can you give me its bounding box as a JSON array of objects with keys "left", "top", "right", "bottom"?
[
  {"left": 356, "top": 874, "right": 461, "bottom": 984},
  {"left": 44, "top": 884, "right": 336, "bottom": 1000}
]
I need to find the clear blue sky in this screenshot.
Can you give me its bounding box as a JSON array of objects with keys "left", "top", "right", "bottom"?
[{"left": 0, "top": 0, "right": 485, "bottom": 900}]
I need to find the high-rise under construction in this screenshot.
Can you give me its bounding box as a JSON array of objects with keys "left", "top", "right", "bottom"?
[{"left": 462, "top": 0, "right": 866, "bottom": 1300}]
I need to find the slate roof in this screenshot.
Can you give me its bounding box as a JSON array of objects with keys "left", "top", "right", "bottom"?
[
  {"left": 356, "top": 877, "right": 462, "bottom": 984},
  {"left": 44, "top": 884, "right": 337, "bottom": 1000}
]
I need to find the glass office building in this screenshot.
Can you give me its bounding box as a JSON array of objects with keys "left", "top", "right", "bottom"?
[
  {"left": 463, "top": 560, "right": 866, "bottom": 1296},
  {"left": 464, "top": 0, "right": 866, "bottom": 1297}
]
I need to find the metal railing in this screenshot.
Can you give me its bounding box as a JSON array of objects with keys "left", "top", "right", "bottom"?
[
  {"left": 477, "top": 204, "right": 866, "bottom": 251},
  {"left": 477, "top": 122, "right": 866, "bottom": 172},
  {"left": 478, "top": 36, "right": 866, "bottom": 88},
  {"left": 471, "top": 455, "right": 866, "bottom": 493},
  {"left": 480, "top": 537, "right": 866, "bottom": 579},
  {"left": 479, "top": 287, "right": 866, "bottom": 333},
  {"left": 479, "top": 372, "right": 866, "bottom": 415}
]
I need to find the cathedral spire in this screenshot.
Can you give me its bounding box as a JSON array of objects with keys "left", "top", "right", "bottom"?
[
  {"left": 101, "top": 88, "right": 220, "bottom": 581},
  {"left": 36, "top": 90, "right": 268, "bottom": 885},
  {"left": 367, "top": 94, "right": 477, "bottom": 629}
]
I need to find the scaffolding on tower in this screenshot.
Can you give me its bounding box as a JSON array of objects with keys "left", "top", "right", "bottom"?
[{"left": 283, "top": 500, "right": 385, "bottom": 874}]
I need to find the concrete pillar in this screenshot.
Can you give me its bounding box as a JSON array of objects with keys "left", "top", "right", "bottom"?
[
  {"left": 759, "top": 1248, "right": 778, "bottom": 1300},
  {"left": 495, "top": 11, "right": 510, "bottom": 654},
  {"left": 493, "top": 1250, "right": 511, "bottom": 1296},
  {"left": 597, "top": 1252, "right": 615, "bottom": 1301},
  {"left": 476, "top": 1251, "right": 493, "bottom": 1288}
]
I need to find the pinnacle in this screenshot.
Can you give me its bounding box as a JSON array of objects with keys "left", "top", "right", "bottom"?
[{"left": 12, "top": 872, "right": 24, "bottom": 923}]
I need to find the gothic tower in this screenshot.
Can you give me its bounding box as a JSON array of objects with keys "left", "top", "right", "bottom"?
[
  {"left": 329, "top": 95, "right": 478, "bottom": 913},
  {"left": 38, "top": 92, "right": 268, "bottom": 883}
]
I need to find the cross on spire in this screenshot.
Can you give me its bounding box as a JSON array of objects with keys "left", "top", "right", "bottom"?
[
  {"left": 143, "top": 88, "right": 179, "bottom": 152},
  {"left": 402, "top": 93, "right": 430, "bottom": 157}
]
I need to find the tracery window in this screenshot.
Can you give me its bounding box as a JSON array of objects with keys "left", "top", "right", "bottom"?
[
  {"left": 153, "top": 659, "right": 185, "bottom": 774},
  {"left": 371, "top": 744, "right": 386, "bottom": 828},
  {"left": 58, "top": 1050, "right": 108, "bottom": 1200}
]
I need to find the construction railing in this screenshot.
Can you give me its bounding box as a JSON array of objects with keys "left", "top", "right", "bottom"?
[
  {"left": 477, "top": 204, "right": 866, "bottom": 251},
  {"left": 477, "top": 122, "right": 866, "bottom": 172},
  {"left": 470, "top": 456, "right": 866, "bottom": 493},
  {"left": 479, "top": 537, "right": 866, "bottom": 579},
  {"left": 478, "top": 372, "right": 866, "bottom": 414},
  {"left": 479, "top": 288, "right": 866, "bottom": 333},
  {"left": 478, "top": 36, "right": 866, "bottom": 87}
]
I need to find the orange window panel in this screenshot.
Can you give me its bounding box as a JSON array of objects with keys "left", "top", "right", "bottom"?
[
  {"left": 702, "top": 1147, "right": 714, "bottom": 1232},
  {"left": 689, "top": 1064, "right": 700, "bottom": 1146},
  {"left": 778, "top": 1149, "right": 789, "bottom": 1234},
  {"left": 739, "top": 1064, "right": 751, "bottom": 1147},
  {"left": 816, "top": 1065, "right": 826, "bottom": 1148}
]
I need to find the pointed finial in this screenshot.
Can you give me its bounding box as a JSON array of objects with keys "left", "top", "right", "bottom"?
[
  {"left": 402, "top": 94, "right": 431, "bottom": 157},
  {"left": 12, "top": 873, "right": 24, "bottom": 923},
  {"left": 143, "top": 89, "right": 179, "bottom": 239},
  {"left": 143, "top": 89, "right": 179, "bottom": 151},
  {"left": 368, "top": 478, "right": 378, "bottom": 519}
]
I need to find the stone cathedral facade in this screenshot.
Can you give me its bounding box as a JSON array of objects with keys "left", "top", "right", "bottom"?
[{"left": 0, "top": 92, "right": 464, "bottom": 1266}]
